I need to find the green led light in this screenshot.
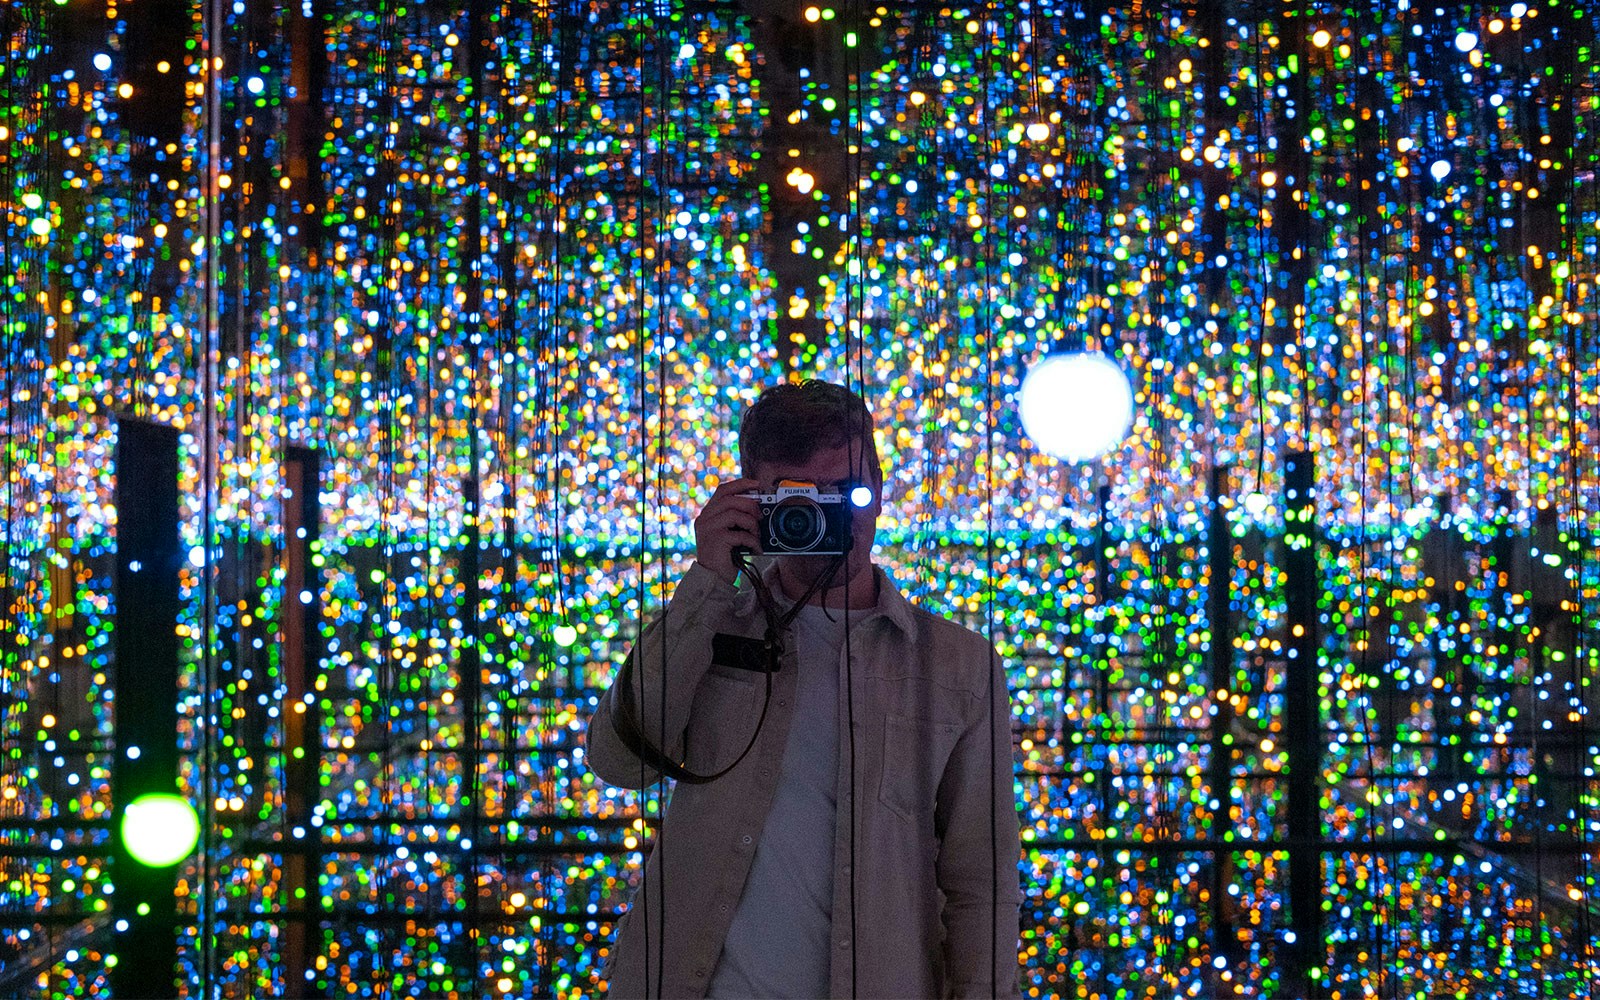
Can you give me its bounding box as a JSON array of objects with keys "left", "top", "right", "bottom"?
[{"left": 120, "top": 793, "right": 201, "bottom": 867}]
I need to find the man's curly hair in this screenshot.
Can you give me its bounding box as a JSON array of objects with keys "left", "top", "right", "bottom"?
[{"left": 738, "top": 379, "right": 881, "bottom": 484}]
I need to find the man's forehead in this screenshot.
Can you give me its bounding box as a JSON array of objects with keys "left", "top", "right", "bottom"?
[{"left": 757, "top": 446, "right": 875, "bottom": 481}]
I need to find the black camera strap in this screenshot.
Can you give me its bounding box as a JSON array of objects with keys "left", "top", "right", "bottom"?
[{"left": 610, "top": 553, "right": 843, "bottom": 784}]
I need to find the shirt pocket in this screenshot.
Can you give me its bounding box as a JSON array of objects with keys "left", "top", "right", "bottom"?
[
  {"left": 683, "top": 668, "right": 761, "bottom": 773},
  {"left": 878, "top": 714, "right": 963, "bottom": 823}
]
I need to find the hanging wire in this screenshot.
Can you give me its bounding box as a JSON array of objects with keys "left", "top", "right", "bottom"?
[
  {"left": 1504, "top": 21, "right": 1552, "bottom": 996},
  {"left": 843, "top": 0, "right": 864, "bottom": 994},
  {"left": 977, "top": 2, "right": 1002, "bottom": 993},
  {"left": 530, "top": 0, "right": 573, "bottom": 984},
  {"left": 909, "top": 3, "right": 948, "bottom": 601},
  {"left": 421, "top": 24, "right": 443, "bottom": 931},
  {"left": 1250, "top": 23, "right": 1269, "bottom": 501},
  {"left": 1561, "top": 18, "right": 1599, "bottom": 981},
  {"left": 461, "top": 0, "right": 492, "bottom": 980},
  {"left": 0, "top": 3, "right": 43, "bottom": 732},
  {"left": 651, "top": 7, "right": 672, "bottom": 990},
  {"left": 846, "top": 0, "right": 866, "bottom": 399},
  {"left": 482, "top": 8, "right": 526, "bottom": 971},
  {"left": 369, "top": 0, "right": 402, "bottom": 981},
  {"left": 1363, "top": 9, "right": 1401, "bottom": 991},
  {"left": 550, "top": 3, "right": 573, "bottom": 643},
  {"left": 526, "top": 3, "right": 550, "bottom": 984},
  {"left": 0, "top": 2, "right": 12, "bottom": 716},
  {"left": 1343, "top": 8, "right": 1396, "bottom": 992},
  {"left": 1575, "top": 59, "right": 1598, "bottom": 989},
  {"left": 536, "top": 0, "right": 575, "bottom": 700},
  {"left": 629, "top": 2, "right": 662, "bottom": 993},
  {"left": 1136, "top": 7, "right": 1177, "bottom": 987},
  {"left": 197, "top": 0, "right": 228, "bottom": 983}
]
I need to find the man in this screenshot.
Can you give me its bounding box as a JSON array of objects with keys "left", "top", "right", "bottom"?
[{"left": 586, "top": 379, "right": 1021, "bottom": 999}]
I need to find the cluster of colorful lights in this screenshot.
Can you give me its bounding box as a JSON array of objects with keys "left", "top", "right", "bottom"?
[{"left": 2, "top": 1, "right": 1598, "bottom": 997}]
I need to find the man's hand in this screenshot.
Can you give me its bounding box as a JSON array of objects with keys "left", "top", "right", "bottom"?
[{"left": 693, "top": 477, "right": 762, "bottom": 586}]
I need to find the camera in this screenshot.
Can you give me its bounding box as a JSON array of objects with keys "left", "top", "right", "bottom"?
[{"left": 748, "top": 481, "right": 854, "bottom": 556}]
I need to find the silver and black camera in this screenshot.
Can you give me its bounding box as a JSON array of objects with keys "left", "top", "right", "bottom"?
[{"left": 748, "top": 481, "right": 854, "bottom": 555}]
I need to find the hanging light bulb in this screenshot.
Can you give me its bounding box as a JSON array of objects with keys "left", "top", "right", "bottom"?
[
  {"left": 120, "top": 792, "right": 201, "bottom": 867},
  {"left": 1018, "top": 351, "right": 1135, "bottom": 462}
]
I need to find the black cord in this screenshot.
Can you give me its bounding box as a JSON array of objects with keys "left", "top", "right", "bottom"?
[
  {"left": 611, "top": 552, "right": 844, "bottom": 786},
  {"left": 977, "top": 4, "right": 1003, "bottom": 993},
  {"left": 844, "top": 3, "right": 865, "bottom": 994},
  {"left": 1348, "top": 26, "right": 1387, "bottom": 996},
  {"left": 1560, "top": 34, "right": 1596, "bottom": 989},
  {"left": 1355, "top": 11, "right": 1396, "bottom": 992},
  {"left": 652, "top": 6, "right": 671, "bottom": 991},
  {"left": 631, "top": 3, "right": 654, "bottom": 992}
]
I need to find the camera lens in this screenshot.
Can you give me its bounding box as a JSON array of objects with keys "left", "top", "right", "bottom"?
[{"left": 770, "top": 497, "right": 825, "bottom": 551}]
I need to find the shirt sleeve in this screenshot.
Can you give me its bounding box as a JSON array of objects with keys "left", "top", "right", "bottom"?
[
  {"left": 584, "top": 561, "right": 742, "bottom": 789},
  {"left": 934, "top": 644, "right": 1023, "bottom": 999}
]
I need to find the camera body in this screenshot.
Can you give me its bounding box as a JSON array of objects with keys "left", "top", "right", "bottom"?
[{"left": 748, "top": 481, "right": 854, "bottom": 556}]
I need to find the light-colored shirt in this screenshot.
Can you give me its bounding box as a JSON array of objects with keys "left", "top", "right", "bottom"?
[
  {"left": 589, "top": 561, "right": 1023, "bottom": 1000},
  {"left": 707, "top": 602, "right": 850, "bottom": 998}
]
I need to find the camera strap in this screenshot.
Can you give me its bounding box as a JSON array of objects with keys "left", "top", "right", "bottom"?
[{"left": 609, "top": 554, "right": 843, "bottom": 785}]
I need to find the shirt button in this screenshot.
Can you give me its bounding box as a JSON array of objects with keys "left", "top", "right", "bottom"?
[
  {"left": 741, "top": 834, "right": 753, "bottom": 845},
  {"left": 778, "top": 699, "right": 787, "bottom": 707},
  {"left": 695, "top": 968, "right": 706, "bottom": 978},
  {"left": 760, "top": 768, "right": 771, "bottom": 777}
]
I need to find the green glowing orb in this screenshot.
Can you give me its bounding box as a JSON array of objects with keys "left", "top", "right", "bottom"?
[{"left": 120, "top": 793, "right": 200, "bottom": 867}]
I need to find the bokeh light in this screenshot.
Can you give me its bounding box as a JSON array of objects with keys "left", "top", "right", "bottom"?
[
  {"left": 120, "top": 794, "right": 201, "bottom": 868},
  {"left": 1018, "top": 351, "right": 1136, "bottom": 462}
]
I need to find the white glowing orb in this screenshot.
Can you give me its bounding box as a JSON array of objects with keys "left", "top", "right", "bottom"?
[
  {"left": 1018, "top": 352, "right": 1135, "bottom": 462},
  {"left": 121, "top": 793, "right": 200, "bottom": 867},
  {"left": 1429, "top": 159, "right": 1451, "bottom": 181},
  {"left": 552, "top": 624, "right": 578, "bottom": 648}
]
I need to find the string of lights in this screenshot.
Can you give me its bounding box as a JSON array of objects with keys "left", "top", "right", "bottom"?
[{"left": 1, "top": 2, "right": 1597, "bottom": 998}]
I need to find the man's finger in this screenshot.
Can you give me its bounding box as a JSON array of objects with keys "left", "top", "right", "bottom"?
[
  {"left": 709, "top": 476, "right": 760, "bottom": 496},
  {"left": 705, "top": 491, "right": 760, "bottom": 514}
]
